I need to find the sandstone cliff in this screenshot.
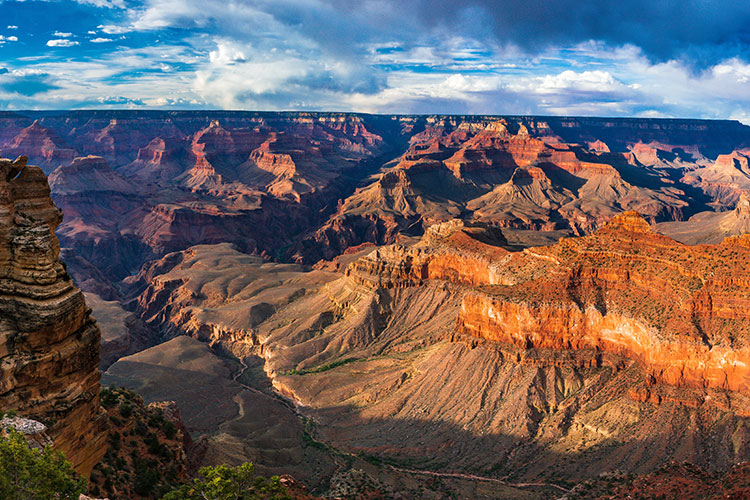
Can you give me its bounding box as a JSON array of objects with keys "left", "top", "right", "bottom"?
[
  {"left": 0, "top": 155, "right": 107, "bottom": 475},
  {"left": 345, "top": 212, "right": 750, "bottom": 397}
]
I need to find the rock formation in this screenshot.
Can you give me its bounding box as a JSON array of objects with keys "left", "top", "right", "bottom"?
[
  {"left": 565, "top": 462, "right": 750, "bottom": 500},
  {"left": 0, "top": 155, "right": 107, "bottom": 475},
  {"left": 0, "top": 111, "right": 747, "bottom": 292},
  {"left": 298, "top": 118, "right": 695, "bottom": 262},
  {"left": 49, "top": 156, "right": 135, "bottom": 195},
  {"left": 1, "top": 121, "right": 76, "bottom": 169},
  {"left": 87, "top": 387, "right": 191, "bottom": 499},
  {"left": 119, "top": 218, "right": 750, "bottom": 492},
  {"left": 0, "top": 416, "right": 53, "bottom": 450},
  {"left": 657, "top": 191, "right": 750, "bottom": 244},
  {"left": 346, "top": 212, "right": 750, "bottom": 398}
]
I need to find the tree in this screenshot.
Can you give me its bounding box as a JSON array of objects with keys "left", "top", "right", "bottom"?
[
  {"left": 161, "top": 463, "right": 291, "bottom": 500},
  {"left": 0, "top": 430, "right": 85, "bottom": 500}
]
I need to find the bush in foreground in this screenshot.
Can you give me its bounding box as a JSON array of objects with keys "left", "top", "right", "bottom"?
[
  {"left": 161, "top": 463, "right": 291, "bottom": 500},
  {"left": 0, "top": 430, "right": 85, "bottom": 500}
]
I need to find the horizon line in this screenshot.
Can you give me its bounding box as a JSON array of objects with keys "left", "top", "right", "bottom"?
[{"left": 0, "top": 109, "right": 746, "bottom": 124}]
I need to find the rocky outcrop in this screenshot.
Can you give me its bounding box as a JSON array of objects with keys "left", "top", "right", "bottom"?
[
  {"left": 0, "top": 155, "right": 107, "bottom": 475},
  {"left": 120, "top": 137, "right": 187, "bottom": 183},
  {"left": 563, "top": 461, "right": 750, "bottom": 500},
  {"left": 87, "top": 387, "right": 191, "bottom": 499},
  {"left": 1, "top": 121, "right": 76, "bottom": 169},
  {"left": 657, "top": 191, "right": 750, "bottom": 245},
  {"left": 0, "top": 416, "right": 53, "bottom": 450},
  {"left": 679, "top": 149, "right": 750, "bottom": 209},
  {"left": 49, "top": 156, "right": 135, "bottom": 195},
  {"left": 301, "top": 118, "right": 697, "bottom": 262},
  {"left": 346, "top": 219, "right": 509, "bottom": 288},
  {"left": 0, "top": 110, "right": 747, "bottom": 281}
]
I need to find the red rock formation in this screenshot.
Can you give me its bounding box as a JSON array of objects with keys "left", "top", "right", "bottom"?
[
  {"left": 569, "top": 462, "right": 750, "bottom": 500},
  {"left": 74, "top": 119, "right": 153, "bottom": 165},
  {"left": 87, "top": 388, "right": 191, "bottom": 499},
  {"left": 0, "top": 110, "right": 748, "bottom": 291},
  {"left": 120, "top": 137, "right": 187, "bottom": 182},
  {"left": 300, "top": 117, "right": 701, "bottom": 262},
  {"left": 682, "top": 149, "right": 750, "bottom": 208},
  {"left": 0, "top": 155, "right": 107, "bottom": 475},
  {"left": 245, "top": 132, "right": 339, "bottom": 201},
  {"left": 1, "top": 121, "right": 75, "bottom": 169},
  {"left": 49, "top": 156, "right": 135, "bottom": 195},
  {"left": 715, "top": 150, "right": 750, "bottom": 174},
  {"left": 346, "top": 220, "right": 509, "bottom": 288},
  {"left": 347, "top": 212, "right": 750, "bottom": 398}
]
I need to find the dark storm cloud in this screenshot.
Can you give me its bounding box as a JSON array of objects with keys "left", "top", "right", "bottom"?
[{"left": 330, "top": 0, "right": 750, "bottom": 67}]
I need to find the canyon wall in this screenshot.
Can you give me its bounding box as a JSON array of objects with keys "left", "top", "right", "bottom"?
[
  {"left": 0, "top": 155, "right": 107, "bottom": 475},
  {"left": 346, "top": 212, "right": 750, "bottom": 399},
  {"left": 2, "top": 111, "right": 750, "bottom": 292}
]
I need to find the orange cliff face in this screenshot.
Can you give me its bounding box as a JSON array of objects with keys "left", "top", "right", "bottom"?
[
  {"left": 346, "top": 212, "right": 750, "bottom": 399},
  {"left": 0, "top": 155, "right": 107, "bottom": 474},
  {"left": 345, "top": 219, "right": 511, "bottom": 288}
]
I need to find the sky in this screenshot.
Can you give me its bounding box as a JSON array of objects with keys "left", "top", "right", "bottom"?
[{"left": 1, "top": 0, "right": 750, "bottom": 120}]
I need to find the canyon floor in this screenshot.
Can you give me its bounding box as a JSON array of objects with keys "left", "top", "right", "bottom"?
[{"left": 5, "top": 110, "right": 750, "bottom": 499}]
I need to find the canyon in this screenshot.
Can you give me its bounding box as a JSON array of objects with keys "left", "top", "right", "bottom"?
[
  {"left": 1, "top": 111, "right": 749, "bottom": 296},
  {"left": 4, "top": 111, "right": 750, "bottom": 498}
]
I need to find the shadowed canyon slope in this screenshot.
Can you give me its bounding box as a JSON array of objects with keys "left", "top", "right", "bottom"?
[{"left": 0, "top": 155, "right": 106, "bottom": 475}]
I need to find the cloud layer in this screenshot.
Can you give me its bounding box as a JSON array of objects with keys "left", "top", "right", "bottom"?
[{"left": 0, "top": 0, "right": 748, "bottom": 120}]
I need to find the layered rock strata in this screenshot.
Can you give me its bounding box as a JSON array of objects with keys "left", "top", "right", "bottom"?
[
  {"left": 0, "top": 155, "right": 106, "bottom": 475},
  {"left": 347, "top": 212, "right": 750, "bottom": 397}
]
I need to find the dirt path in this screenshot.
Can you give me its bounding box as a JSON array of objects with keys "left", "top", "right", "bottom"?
[{"left": 387, "top": 466, "right": 572, "bottom": 493}]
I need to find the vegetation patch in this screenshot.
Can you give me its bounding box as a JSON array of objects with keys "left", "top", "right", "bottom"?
[{"left": 282, "top": 357, "right": 359, "bottom": 376}]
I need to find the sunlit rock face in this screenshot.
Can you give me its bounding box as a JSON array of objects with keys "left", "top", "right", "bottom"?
[
  {"left": 0, "top": 155, "right": 107, "bottom": 475},
  {"left": 348, "top": 212, "right": 750, "bottom": 399}
]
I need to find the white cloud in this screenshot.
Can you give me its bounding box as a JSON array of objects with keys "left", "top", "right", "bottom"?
[
  {"left": 74, "top": 0, "right": 126, "bottom": 8},
  {"left": 46, "top": 39, "right": 80, "bottom": 47},
  {"left": 6, "top": 26, "right": 17, "bottom": 30},
  {"left": 0, "top": 44, "right": 208, "bottom": 109},
  {"left": 97, "top": 24, "right": 131, "bottom": 34},
  {"left": 442, "top": 73, "right": 502, "bottom": 92},
  {"left": 10, "top": 68, "right": 48, "bottom": 76},
  {"left": 515, "top": 70, "right": 627, "bottom": 94},
  {"left": 0, "top": 36, "right": 18, "bottom": 42},
  {"left": 53, "top": 32, "right": 74, "bottom": 38},
  {"left": 131, "top": 0, "right": 268, "bottom": 31},
  {"left": 3, "top": 2, "right": 750, "bottom": 120},
  {"left": 208, "top": 42, "right": 246, "bottom": 65}
]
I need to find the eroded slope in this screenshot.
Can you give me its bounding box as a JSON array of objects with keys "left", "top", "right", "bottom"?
[{"left": 125, "top": 216, "right": 750, "bottom": 490}]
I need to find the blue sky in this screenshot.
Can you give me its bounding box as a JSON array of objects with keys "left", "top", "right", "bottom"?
[{"left": 0, "top": 0, "right": 750, "bottom": 120}]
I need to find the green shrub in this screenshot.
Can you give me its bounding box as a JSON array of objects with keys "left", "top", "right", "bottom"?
[
  {"left": 100, "top": 388, "right": 119, "bottom": 408},
  {"left": 119, "top": 403, "right": 133, "bottom": 418},
  {"left": 161, "top": 463, "right": 290, "bottom": 500},
  {"left": 0, "top": 430, "right": 85, "bottom": 500},
  {"left": 162, "top": 420, "right": 177, "bottom": 440}
]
